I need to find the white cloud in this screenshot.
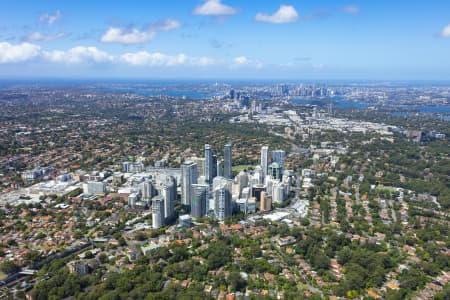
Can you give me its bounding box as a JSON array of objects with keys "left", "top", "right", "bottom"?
[
  {"left": 0, "top": 42, "right": 41, "bottom": 64},
  {"left": 440, "top": 24, "right": 450, "bottom": 38},
  {"left": 40, "top": 10, "right": 62, "bottom": 25},
  {"left": 100, "top": 27, "right": 156, "bottom": 44},
  {"left": 255, "top": 5, "right": 298, "bottom": 24},
  {"left": 0, "top": 40, "right": 261, "bottom": 70},
  {"left": 233, "top": 56, "right": 248, "bottom": 65},
  {"left": 100, "top": 19, "right": 180, "bottom": 45},
  {"left": 231, "top": 56, "right": 263, "bottom": 69},
  {"left": 26, "top": 32, "right": 65, "bottom": 42},
  {"left": 341, "top": 5, "right": 360, "bottom": 14},
  {"left": 43, "top": 46, "right": 113, "bottom": 64},
  {"left": 193, "top": 0, "right": 238, "bottom": 16},
  {"left": 152, "top": 18, "right": 181, "bottom": 31},
  {"left": 120, "top": 51, "right": 215, "bottom": 67}
]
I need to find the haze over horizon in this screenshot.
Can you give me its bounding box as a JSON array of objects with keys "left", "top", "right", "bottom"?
[{"left": 1, "top": 0, "right": 450, "bottom": 80}]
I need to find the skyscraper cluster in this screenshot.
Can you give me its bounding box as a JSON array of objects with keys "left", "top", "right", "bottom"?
[
  {"left": 180, "top": 143, "right": 292, "bottom": 223},
  {"left": 126, "top": 142, "right": 293, "bottom": 229},
  {"left": 182, "top": 144, "right": 234, "bottom": 221},
  {"left": 121, "top": 172, "right": 178, "bottom": 229}
]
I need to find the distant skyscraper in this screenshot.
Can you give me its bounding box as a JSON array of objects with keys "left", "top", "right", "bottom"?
[
  {"left": 251, "top": 100, "right": 257, "bottom": 113},
  {"left": 152, "top": 195, "right": 165, "bottom": 229},
  {"left": 268, "top": 162, "right": 283, "bottom": 180},
  {"left": 260, "top": 191, "right": 271, "bottom": 212},
  {"left": 214, "top": 184, "right": 232, "bottom": 221},
  {"left": 271, "top": 150, "right": 286, "bottom": 170},
  {"left": 140, "top": 180, "right": 153, "bottom": 203},
  {"left": 191, "top": 156, "right": 205, "bottom": 178},
  {"left": 191, "top": 184, "right": 208, "bottom": 218},
  {"left": 161, "top": 176, "right": 176, "bottom": 221},
  {"left": 216, "top": 159, "right": 224, "bottom": 177},
  {"left": 212, "top": 153, "right": 218, "bottom": 179},
  {"left": 181, "top": 161, "right": 198, "bottom": 207},
  {"left": 229, "top": 89, "right": 235, "bottom": 99},
  {"left": 224, "top": 144, "right": 232, "bottom": 179},
  {"left": 253, "top": 165, "right": 263, "bottom": 185},
  {"left": 204, "top": 144, "right": 214, "bottom": 184},
  {"left": 236, "top": 171, "right": 249, "bottom": 197},
  {"left": 261, "top": 146, "right": 269, "bottom": 179},
  {"left": 128, "top": 193, "right": 138, "bottom": 208}
]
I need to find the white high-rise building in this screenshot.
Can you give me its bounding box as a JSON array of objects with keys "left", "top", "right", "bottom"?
[
  {"left": 241, "top": 187, "right": 251, "bottom": 200},
  {"left": 191, "top": 184, "right": 209, "bottom": 218},
  {"left": 272, "top": 183, "right": 285, "bottom": 204},
  {"left": 261, "top": 146, "right": 269, "bottom": 180},
  {"left": 152, "top": 195, "right": 165, "bottom": 229},
  {"left": 253, "top": 166, "right": 263, "bottom": 185},
  {"left": 224, "top": 144, "right": 232, "bottom": 179},
  {"left": 213, "top": 176, "right": 232, "bottom": 192},
  {"left": 204, "top": 144, "right": 214, "bottom": 184},
  {"left": 161, "top": 176, "right": 176, "bottom": 221},
  {"left": 214, "top": 184, "right": 232, "bottom": 221},
  {"left": 235, "top": 171, "right": 249, "bottom": 197},
  {"left": 140, "top": 180, "right": 153, "bottom": 203},
  {"left": 181, "top": 161, "right": 198, "bottom": 207}
]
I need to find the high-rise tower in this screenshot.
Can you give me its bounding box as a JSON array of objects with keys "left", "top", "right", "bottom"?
[
  {"left": 152, "top": 195, "right": 165, "bottom": 229},
  {"left": 191, "top": 184, "right": 208, "bottom": 218},
  {"left": 204, "top": 144, "right": 213, "bottom": 184},
  {"left": 271, "top": 150, "right": 286, "bottom": 171},
  {"left": 214, "top": 184, "right": 232, "bottom": 221},
  {"left": 224, "top": 144, "right": 232, "bottom": 179},
  {"left": 261, "top": 146, "right": 269, "bottom": 180},
  {"left": 181, "top": 161, "right": 198, "bottom": 207}
]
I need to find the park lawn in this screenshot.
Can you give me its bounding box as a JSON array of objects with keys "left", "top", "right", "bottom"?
[{"left": 232, "top": 165, "right": 254, "bottom": 173}]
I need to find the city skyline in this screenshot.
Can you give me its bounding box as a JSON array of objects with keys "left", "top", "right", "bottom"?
[{"left": 0, "top": 0, "right": 450, "bottom": 80}]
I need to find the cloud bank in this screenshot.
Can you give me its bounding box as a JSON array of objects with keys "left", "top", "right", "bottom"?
[
  {"left": 0, "top": 41, "right": 263, "bottom": 69},
  {"left": 0, "top": 42, "right": 41, "bottom": 63}
]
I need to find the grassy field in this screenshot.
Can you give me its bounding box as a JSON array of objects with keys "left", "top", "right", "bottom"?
[
  {"left": 0, "top": 272, "right": 7, "bottom": 280},
  {"left": 232, "top": 165, "right": 255, "bottom": 173}
]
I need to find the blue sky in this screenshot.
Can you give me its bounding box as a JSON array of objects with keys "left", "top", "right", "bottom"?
[{"left": 0, "top": 0, "right": 449, "bottom": 80}]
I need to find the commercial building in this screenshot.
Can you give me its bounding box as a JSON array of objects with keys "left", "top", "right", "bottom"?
[
  {"left": 236, "top": 197, "right": 257, "bottom": 214},
  {"left": 84, "top": 181, "right": 106, "bottom": 195},
  {"left": 122, "top": 161, "right": 144, "bottom": 173},
  {"left": 140, "top": 180, "right": 153, "bottom": 203},
  {"left": 272, "top": 183, "right": 285, "bottom": 204},
  {"left": 224, "top": 144, "right": 232, "bottom": 179},
  {"left": 268, "top": 162, "right": 283, "bottom": 181},
  {"left": 271, "top": 150, "right": 286, "bottom": 169},
  {"left": 260, "top": 146, "right": 269, "bottom": 180},
  {"left": 191, "top": 184, "right": 209, "bottom": 218},
  {"left": 181, "top": 161, "right": 198, "bottom": 207},
  {"left": 152, "top": 195, "right": 165, "bottom": 229},
  {"left": 204, "top": 144, "right": 214, "bottom": 184},
  {"left": 214, "top": 184, "right": 232, "bottom": 221},
  {"left": 179, "top": 214, "right": 191, "bottom": 227},
  {"left": 161, "top": 176, "right": 176, "bottom": 221},
  {"left": 260, "top": 191, "right": 272, "bottom": 211}
]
